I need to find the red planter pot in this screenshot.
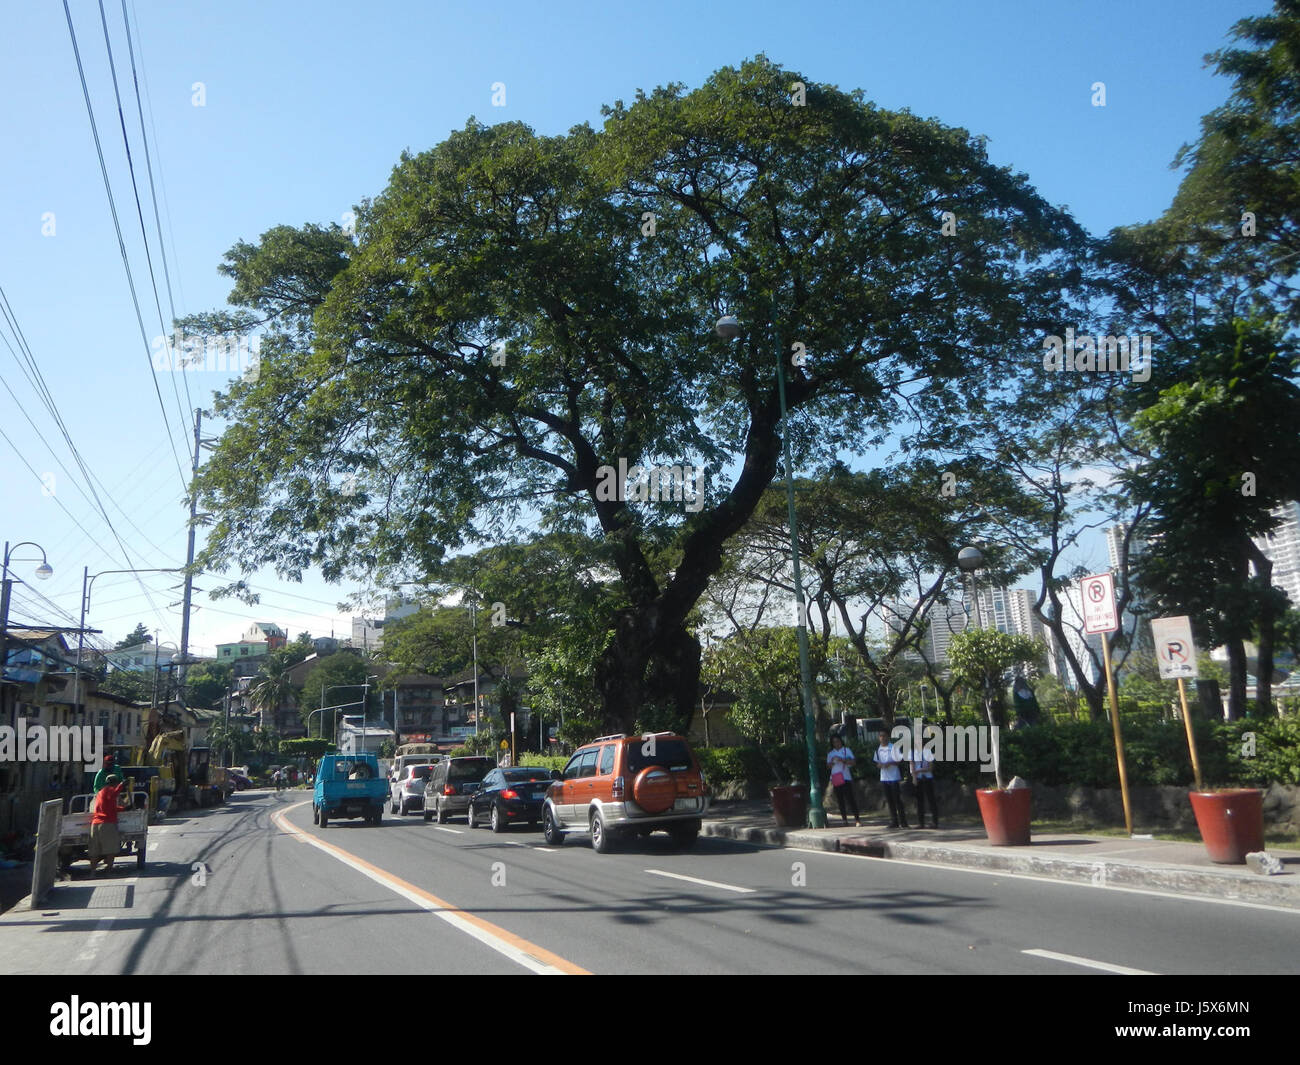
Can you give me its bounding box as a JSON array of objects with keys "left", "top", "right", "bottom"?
[
  {"left": 977, "top": 787, "right": 1031, "bottom": 846},
  {"left": 1188, "top": 789, "right": 1264, "bottom": 864}
]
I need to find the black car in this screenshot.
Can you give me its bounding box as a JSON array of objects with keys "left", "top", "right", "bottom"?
[{"left": 466, "top": 766, "right": 554, "bottom": 832}]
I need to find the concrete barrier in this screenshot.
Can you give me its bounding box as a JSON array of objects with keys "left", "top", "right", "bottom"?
[{"left": 29, "top": 799, "right": 61, "bottom": 908}]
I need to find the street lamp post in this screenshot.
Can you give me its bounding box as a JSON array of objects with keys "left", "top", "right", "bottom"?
[
  {"left": 75, "top": 567, "right": 182, "bottom": 714},
  {"left": 717, "top": 309, "right": 826, "bottom": 829},
  {"left": 0, "top": 541, "right": 54, "bottom": 721}
]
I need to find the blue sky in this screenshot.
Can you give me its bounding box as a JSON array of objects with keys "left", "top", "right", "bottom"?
[{"left": 0, "top": 0, "right": 1270, "bottom": 656}]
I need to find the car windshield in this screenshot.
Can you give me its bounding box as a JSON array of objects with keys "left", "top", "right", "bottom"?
[
  {"left": 626, "top": 739, "right": 693, "bottom": 774},
  {"left": 447, "top": 759, "right": 495, "bottom": 781}
]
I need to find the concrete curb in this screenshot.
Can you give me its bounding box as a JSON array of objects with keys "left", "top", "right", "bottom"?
[{"left": 702, "top": 821, "right": 1300, "bottom": 910}]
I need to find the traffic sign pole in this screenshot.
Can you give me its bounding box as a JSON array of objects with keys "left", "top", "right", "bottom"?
[
  {"left": 1101, "top": 635, "right": 1133, "bottom": 836},
  {"left": 1177, "top": 677, "right": 1204, "bottom": 791}
]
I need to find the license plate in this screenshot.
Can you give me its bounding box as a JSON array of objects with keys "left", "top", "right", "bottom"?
[
  {"left": 672, "top": 798, "right": 698, "bottom": 812},
  {"left": 531, "top": 791, "right": 546, "bottom": 800}
]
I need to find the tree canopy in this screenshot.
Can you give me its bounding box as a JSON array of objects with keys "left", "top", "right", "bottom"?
[{"left": 189, "top": 57, "right": 1085, "bottom": 733}]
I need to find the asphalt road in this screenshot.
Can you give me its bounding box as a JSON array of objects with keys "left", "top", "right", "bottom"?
[{"left": 3, "top": 789, "right": 1298, "bottom": 975}]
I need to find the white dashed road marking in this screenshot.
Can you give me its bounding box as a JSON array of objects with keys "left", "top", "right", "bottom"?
[{"left": 1022, "top": 948, "right": 1154, "bottom": 975}]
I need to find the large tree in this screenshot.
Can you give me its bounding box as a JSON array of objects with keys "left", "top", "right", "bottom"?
[{"left": 190, "top": 58, "right": 1084, "bottom": 733}]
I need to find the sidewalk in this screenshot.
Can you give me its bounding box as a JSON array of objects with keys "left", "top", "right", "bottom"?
[{"left": 702, "top": 800, "right": 1300, "bottom": 910}]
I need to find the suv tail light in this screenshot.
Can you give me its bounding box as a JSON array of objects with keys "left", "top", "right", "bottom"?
[
  {"left": 500, "top": 788, "right": 518, "bottom": 800},
  {"left": 443, "top": 785, "right": 456, "bottom": 796},
  {"left": 611, "top": 775, "right": 625, "bottom": 800}
]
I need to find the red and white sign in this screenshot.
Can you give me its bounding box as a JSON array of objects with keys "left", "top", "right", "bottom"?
[
  {"left": 1080, "top": 573, "right": 1118, "bottom": 634},
  {"left": 1151, "top": 616, "right": 1198, "bottom": 680}
]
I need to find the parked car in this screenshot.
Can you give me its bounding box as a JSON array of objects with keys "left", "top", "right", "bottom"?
[
  {"left": 389, "top": 763, "right": 437, "bottom": 815},
  {"left": 541, "top": 732, "right": 708, "bottom": 853},
  {"left": 423, "top": 757, "right": 496, "bottom": 823},
  {"left": 313, "top": 753, "right": 387, "bottom": 827},
  {"left": 467, "top": 766, "right": 554, "bottom": 832},
  {"left": 229, "top": 772, "right": 252, "bottom": 791}
]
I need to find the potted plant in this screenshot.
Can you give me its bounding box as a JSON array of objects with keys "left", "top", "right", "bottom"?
[
  {"left": 947, "top": 628, "right": 1044, "bottom": 846},
  {"left": 1188, "top": 787, "right": 1265, "bottom": 864}
]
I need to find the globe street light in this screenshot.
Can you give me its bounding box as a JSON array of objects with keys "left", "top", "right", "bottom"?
[
  {"left": 0, "top": 541, "right": 54, "bottom": 702},
  {"left": 715, "top": 311, "right": 826, "bottom": 829}
]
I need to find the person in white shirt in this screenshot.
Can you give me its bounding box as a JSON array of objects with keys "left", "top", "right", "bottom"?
[
  {"left": 911, "top": 743, "right": 938, "bottom": 829},
  {"left": 826, "top": 733, "right": 860, "bottom": 826},
  {"left": 873, "top": 731, "right": 908, "bottom": 828}
]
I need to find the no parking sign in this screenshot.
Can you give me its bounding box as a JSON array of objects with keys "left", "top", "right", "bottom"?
[
  {"left": 1151, "top": 616, "right": 1199, "bottom": 680},
  {"left": 1080, "top": 573, "right": 1118, "bottom": 634}
]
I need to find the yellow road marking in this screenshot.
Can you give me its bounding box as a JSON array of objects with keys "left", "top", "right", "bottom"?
[{"left": 273, "top": 803, "right": 588, "bottom": 975}]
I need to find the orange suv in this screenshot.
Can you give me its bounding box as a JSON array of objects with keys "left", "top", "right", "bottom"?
[{"left": 541, "top": 732, "right": 709, "bottom": 853}]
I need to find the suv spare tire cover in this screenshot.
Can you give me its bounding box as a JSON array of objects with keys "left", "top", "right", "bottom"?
[{"left": 632, "top": 767, "right": 676, "bottom": 814}]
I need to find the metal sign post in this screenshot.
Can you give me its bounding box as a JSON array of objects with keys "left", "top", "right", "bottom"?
[{"left": 1081, "top": 573, "right": 1131, "bottom": 835}]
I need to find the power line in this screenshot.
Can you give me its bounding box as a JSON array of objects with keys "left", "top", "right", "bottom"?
[
  {"left": 61, "top": 0, "right": 189, "bottom": 489},
  {"left": 97, "top": 0, "right": 195, "bottom": 430}
]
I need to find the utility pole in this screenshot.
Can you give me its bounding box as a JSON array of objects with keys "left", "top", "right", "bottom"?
[{"left": 177, "top": 408, "right": 203, "bottom": 708}]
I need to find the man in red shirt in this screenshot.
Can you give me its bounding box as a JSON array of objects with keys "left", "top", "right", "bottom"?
[{"left": 88, "top": 774, "right": 129, "bottom": 876}]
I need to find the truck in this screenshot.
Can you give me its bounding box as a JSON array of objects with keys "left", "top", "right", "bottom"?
[
  {"left": 58, "top": 791, "right": 150, "bottom": 871},
  {"left": 313, "top": 753, "right": 387, "bottom": 827}
]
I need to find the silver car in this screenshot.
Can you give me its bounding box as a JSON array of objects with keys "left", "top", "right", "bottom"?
[
  {"left": 389, "top": 763, "right": 436, "bottom": 815},
  {"left": 423, "top": 756, "right": 496, "bottom": 823}
]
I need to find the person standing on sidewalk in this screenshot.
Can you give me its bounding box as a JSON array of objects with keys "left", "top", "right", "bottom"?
[
  {"left": 873, "top": 731, "right": 908, "bottom": 828},
  {"left": 827, "top": 733, "right": 860, "bottom": 826},
  {"left": 911, "top": 740, "right": 938, "bottom": 828}
]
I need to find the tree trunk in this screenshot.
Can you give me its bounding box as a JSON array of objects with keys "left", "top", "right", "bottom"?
[
  {"left": 595, "top": 608, "right": 700, "bottom": 735},
  {"left": 1245, "top": 538, "right": 1278, "bottom": 717},
  {"left": 1224, "top": 637, "right": 1248, "bottom": 720}
]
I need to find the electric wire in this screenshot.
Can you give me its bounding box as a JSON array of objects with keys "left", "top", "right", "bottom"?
[{"left": 61, "top": 0, "right": 189, "bottom": 489}]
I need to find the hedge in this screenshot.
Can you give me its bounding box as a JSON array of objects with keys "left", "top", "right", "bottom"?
[{"left": 692, "top": 718, "right": 1300, "bottom": 792}]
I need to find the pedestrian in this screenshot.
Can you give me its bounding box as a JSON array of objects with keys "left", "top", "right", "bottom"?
[
  {"left": 92, "top": 754, "right": 115, "bottom": 794},
  {"left": 911, "top": 738, "right": 939, "bottom": 829},
  {"left": 873, "top": 730, "right": 909, "bottom": 828},
  {"left": 826, "top": 733, "right": 860, "bottom": 826},
  {"left": 88, "top": 774, "right": 129, "bottom": 877}
]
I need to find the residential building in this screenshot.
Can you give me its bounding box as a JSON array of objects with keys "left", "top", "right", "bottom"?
[{"left": 215, "top": 622, "right": 287, "bottom": 668}]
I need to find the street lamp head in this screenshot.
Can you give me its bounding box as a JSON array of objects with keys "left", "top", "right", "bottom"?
[
  {"left": 957, "top": 546, "right": 984, "bottom": 572},
  {"left": 34, "top": 562, "right": 53, "bottom": 580},
  {"left": 715, "top": 315, "right": 741, "bottom": 340}
]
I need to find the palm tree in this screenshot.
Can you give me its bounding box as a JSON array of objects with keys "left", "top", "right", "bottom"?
[{"left": 247, "top": 658, "right": 296, "bottom": 733}]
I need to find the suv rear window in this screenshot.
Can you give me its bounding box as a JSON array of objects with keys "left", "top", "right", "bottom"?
[
  {"left": 626, "top": 739, "right": 694, "bottom": 774},
  {"left": 447, "top": 758, "right": 495, "bottom": 781}
]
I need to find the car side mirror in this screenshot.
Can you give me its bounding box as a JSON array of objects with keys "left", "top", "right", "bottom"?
[{"left": 551, "top": 769, "right": 562, "bottom": 781}]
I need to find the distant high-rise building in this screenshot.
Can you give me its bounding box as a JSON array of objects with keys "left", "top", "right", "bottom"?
[{"left": 1255, "top": 500, "right": 1300, "bottom": 610}]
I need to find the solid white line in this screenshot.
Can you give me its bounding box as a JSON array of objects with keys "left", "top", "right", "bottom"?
[
  {"left": 790, "top": 843, "right": 1300, "bottom": 917},
  {"left": 433, "top": 827, "right": 463, "bottom": 835},
  {"left": 1022, "top": 948, "right": 1155, "bottom": 975},
  {"left": 645, "top": 869, "right": 755, "bottom": 894}
]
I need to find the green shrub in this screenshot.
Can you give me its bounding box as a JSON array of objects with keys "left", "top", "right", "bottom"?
[{"left": 518, "top": 754, "right": 568, "bottom": 772}]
